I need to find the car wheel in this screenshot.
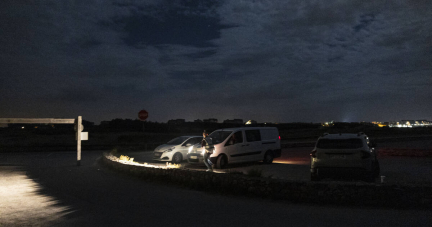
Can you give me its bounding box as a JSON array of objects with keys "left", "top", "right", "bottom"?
[
  {"left": 263, "top": 151, "right": 274, "bottom": 164},
  {"left": 216, "top": 155, "right": 227, "bottom": 169},
  {"left": 172, "top": 153, "right": 183, "bottom": 164}
]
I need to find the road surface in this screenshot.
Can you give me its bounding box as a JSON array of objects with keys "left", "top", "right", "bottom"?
[
  {"left": 1, "top": 150, "right": 431, "bottom": 226},
  {"left": 127, "top": 147, "right": 432, "bottom": 185}
]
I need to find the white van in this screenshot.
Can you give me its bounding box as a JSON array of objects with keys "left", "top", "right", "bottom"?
[{"left": 187, "top": 127, "right": 281, "bottom": 168}]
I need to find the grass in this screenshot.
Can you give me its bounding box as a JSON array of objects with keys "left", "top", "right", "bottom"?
[{"left": 119, "top": 155, "right": 134, "bottom": 162}]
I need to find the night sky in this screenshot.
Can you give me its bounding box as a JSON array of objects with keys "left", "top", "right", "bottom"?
[{"left": 1, "top": 0, "right": 431, "bottom": 124}]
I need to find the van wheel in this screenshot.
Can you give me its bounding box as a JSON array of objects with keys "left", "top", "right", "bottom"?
[
  {"left": 216, "top": 155, "right": 227, "bottom": 169},
  {"left": 172, "top": 153, "right": 183, "bottom": 164},
  {"left": 263, "top": 151, "right": 274, "bottom": 164}
]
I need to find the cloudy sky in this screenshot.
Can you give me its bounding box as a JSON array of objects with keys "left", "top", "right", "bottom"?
[{"left": 1, "top": 0, "right": 431, "bottom": 124}]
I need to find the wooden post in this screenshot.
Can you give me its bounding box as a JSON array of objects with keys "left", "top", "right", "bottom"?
[{"left": 77, "top": 116, "right": 82, "bottom": 166}]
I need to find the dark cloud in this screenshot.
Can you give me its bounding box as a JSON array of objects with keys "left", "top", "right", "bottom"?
[
  {"left": 353, "top": 14, "right": 375, "bottom": 32},
  {"left": 0, "top": 0, "right": 431, "bottom": 123},
  {"left": 184, "top": 49, "right": 217, "bottom": 59}
]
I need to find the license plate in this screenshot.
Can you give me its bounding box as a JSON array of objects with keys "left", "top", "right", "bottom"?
[{"left": 190, "top": 156, "right": 197, "bottom": 159}]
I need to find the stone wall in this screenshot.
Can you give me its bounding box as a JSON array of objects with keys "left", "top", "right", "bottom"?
[{"left": 101, "top": 155, "right": 432, "bottom": 209}]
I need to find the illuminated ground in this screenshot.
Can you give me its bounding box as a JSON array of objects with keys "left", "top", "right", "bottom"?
[{"left": 0, "top": 166, "right": 72, "bottom": 226}]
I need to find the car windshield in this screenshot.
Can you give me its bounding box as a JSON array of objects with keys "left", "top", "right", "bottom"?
[
  {"left": 317, "top": 138, "right": 363, "bottom": 149},
  {"left": 166, "top": 136, "right": 189, "bottom": 145},
  {"left": 208, "top": 130, "right": 233, "bottom": 144}
]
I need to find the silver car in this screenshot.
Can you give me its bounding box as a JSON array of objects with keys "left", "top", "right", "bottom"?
[{"left": 153, "top": 136, "right": 203, "bottom": 164}]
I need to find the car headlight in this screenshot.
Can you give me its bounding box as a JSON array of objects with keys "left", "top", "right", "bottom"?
[
  {"left": 202, "top": 147, "right": 215, "bottom": 155},
  {"left": 188, "top": 145, "right": 194, "bottom": 153},
  {"left": 163, "top": 147, "right": 175, "bottom": 153}
]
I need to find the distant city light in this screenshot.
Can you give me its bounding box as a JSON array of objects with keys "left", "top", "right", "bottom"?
[
  {"left": 245, "top": 120, "right": 257, "bottom": 125},
  {"left": 322, "top": 121, "right": 334, "bottom": 127},
  {"left": 371, "top": 120, "right": 431, "bottom": 128}
]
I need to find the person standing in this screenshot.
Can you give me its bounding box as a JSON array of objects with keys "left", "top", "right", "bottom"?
[{"left": 202, "top": 130, "right": 213, "bottom": 172}]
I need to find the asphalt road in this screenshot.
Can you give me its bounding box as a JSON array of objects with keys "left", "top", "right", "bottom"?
[
  {"left": 1, "top": 150, "right": 431, "bottom": 226},
  {"left": 127, "top": 147, "right": 432, "bottom": 185}
]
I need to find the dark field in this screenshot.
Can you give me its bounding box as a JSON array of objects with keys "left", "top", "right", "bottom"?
[{"left": 1, "top": 126, "right": 432, "bottom": 154}]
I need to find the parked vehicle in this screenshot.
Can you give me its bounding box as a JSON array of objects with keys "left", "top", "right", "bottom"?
[
  {"left": 153, "top": 136, "right": 203, "bottom": 164},
  {"left": 187, "top": 127, "right": 281, "bottom": 169},
  {"left": 310, "top": 133, "right": 380, "bottom": 182}
]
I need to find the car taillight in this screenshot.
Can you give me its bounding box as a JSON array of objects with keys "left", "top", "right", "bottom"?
[
  {"left": 361, "top": 150, "right": 371, "bottom": 159},
  {"left": 279, "top": 136, "right": 281, "bottom": 140},
  {"left": 311, "top": 150, "right": 317, "bottom": 158}
]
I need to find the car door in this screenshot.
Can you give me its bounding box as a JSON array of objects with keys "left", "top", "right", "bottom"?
[
  {"left": 244, "top": 129, "right": 263, "bottom": 161},
  {"left": 223, "top": 130, "right": 245, "bottom": 163}
]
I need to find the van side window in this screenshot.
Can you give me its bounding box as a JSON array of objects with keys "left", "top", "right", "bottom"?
[
  {"left": 245, "top": 130, "right": 261, "bottom": 142},
  {"left": 225, "top": 131, "right": 243, "bottom": 146}
]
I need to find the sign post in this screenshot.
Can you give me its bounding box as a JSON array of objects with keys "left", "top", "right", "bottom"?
[
  {"left": 76, "top": 116, "right": 82, "bottom": 166},
  {"left": 138, "top": 110, "right": 148, "bottom": 132}
]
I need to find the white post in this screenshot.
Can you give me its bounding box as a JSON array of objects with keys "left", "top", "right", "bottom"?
[{"left": 77, "top": 116, "right": 82, "bottom": 166}]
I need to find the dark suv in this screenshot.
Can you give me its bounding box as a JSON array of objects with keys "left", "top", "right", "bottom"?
[{"left": 310, "top": 133, "right": 380, "bottom": 182}]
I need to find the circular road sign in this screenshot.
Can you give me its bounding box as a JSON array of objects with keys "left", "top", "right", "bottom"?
[{"left": 138, "top": 110, "right": 148, "bottom": 121}]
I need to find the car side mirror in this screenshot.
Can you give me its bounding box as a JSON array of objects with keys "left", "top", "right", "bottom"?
[{"left": 185, "top": 143, "right": 192, "bottom": 147}]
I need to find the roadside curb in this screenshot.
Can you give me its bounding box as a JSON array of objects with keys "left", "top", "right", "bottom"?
[{"left": 101, "top": 155, "right": 432, "bottom": 209}]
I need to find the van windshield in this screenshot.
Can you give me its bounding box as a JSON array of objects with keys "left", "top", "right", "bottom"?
[
  {"left": 208, "top": 131, "right": 233, "bottom": 144},
  {"left": 317, "top": 138, "right": 363, "bottom": 149}
]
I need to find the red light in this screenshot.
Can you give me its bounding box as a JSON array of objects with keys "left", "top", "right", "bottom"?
[
  {"left": 311, "top": 150, "right": 317, "bottom": 158},
  {"left": 279, "top": 136, "right": 281, "bottom": 140}
]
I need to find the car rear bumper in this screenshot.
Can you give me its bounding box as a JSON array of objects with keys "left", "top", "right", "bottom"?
[{"left": 311, "top": 158, "right": 372, "bottom": 170}]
